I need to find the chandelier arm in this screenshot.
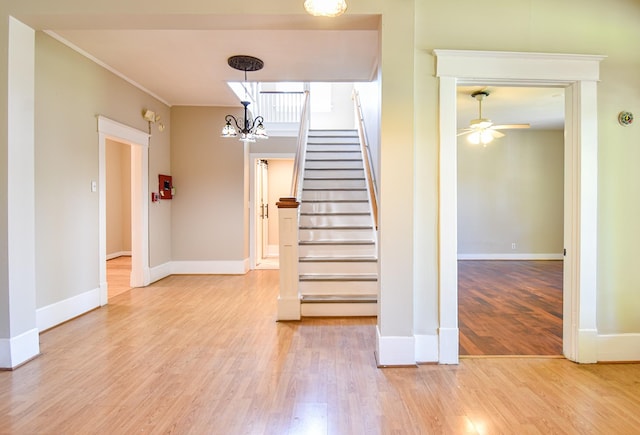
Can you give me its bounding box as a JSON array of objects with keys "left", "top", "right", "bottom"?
[{"left": 225, "top": 114, "right": 244, "bottom": 131}]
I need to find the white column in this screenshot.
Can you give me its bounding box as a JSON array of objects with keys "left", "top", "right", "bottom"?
[
  {"left": 276, "top": 197, "right": 300, "bottom": 320},
  {"left": 0, "top": 17, "right": 39, "bottom": 369},
  {"left": 438, "top": 76, "right": 459, "bottom": 364}
]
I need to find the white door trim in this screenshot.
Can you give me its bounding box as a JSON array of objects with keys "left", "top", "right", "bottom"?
[
  {"left": 97, "top": 116, "right": 150, "bottom": 305},
  {"left": 434, "top": 50, "right": 605, "bottom": 364}
]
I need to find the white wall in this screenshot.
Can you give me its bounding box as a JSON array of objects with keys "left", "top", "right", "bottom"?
[
  {"left": 457, "top": 129, "right": 564, "bottom": 258},
  {"left": 309, "top": 83, "right": 356, "bottom": 130},
  {"left": 267, "top": 159, "right": 294, "bottom": 247}
]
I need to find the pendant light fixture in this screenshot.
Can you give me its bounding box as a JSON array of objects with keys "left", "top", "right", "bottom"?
[
  {"left": 221, "top": 55, "right": 268, "bottom": 143},
  {"left": 303, "top": 0, "right": 347, "bottom": 17}
]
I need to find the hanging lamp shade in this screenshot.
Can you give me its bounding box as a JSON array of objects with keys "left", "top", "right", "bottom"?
[{"left": 304, "top": 0, "right": 347, "bottom": 17}]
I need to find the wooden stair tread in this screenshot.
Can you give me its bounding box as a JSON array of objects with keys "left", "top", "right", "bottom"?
[
  {"left": 299, "top": 274, "right": 377, "bottom": 281},
  {"left": 299, "top": 256, "right": 377, "bottom": 262},
  {"left": 300, "top": 294, "right": 377, "bottom": 303},
  {"left": 299, "top": 240, "right": 375, "bottom": 245},
  {"left": 300, "top": 212, "right": 370, "bottom": 216},
  {"left": 299, "top": 225, "right": 373, "bottom": 231}
]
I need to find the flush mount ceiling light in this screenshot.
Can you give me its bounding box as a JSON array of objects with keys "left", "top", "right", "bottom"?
[
  {"left": 221, "top": 55, "right": 268, "bottom": 143},
  {"left": 303, "top": 0, "right": 347, "bottom": 17}
]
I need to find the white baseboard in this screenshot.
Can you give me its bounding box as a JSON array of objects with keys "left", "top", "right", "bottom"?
[
  {"left": 267, "top": 244, "right": 279, "bottom": 257},
  {"left": 458, "top": 253, "right": 563, "bottom": 260},
  {"left": 0, "top": 328, "right": 40, "bottom": 369},
  {"left": 438, "top": 327, "right": 459, "bottom": 364},
  {"left": 149, "top": 262, "right": 172, "bottom": 284},
  {"left": 376, "top": 327, "right": 416, "bottom": 366},
  {"left": 170, "top": 260, "right": 249, "bottom": 275},
  {"left": 415, "top": 334, "right": 439, "bottom": 363},
  {"left": 598, "top": 333, "right": 640, "bottom": 362},
  {"left": 106, "top": 251, "right": 131, "bottom": 260},
  {"left": 36, "top": 287, "right": 100, "bottom": 332}
]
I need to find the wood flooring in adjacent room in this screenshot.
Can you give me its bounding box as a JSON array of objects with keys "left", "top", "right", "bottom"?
[
  {"left": 107, "top": 256, "right": 132, "bottom": 299},
  {"left": 2, "top": 270, "right": 639, "bottom": 433},
  {"left": 458, "top": 260, "right": 563, "bottom": 356}
]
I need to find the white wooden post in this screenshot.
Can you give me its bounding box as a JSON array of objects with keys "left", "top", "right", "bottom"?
[{"left": 276, "top": 197, "right": 300, "bottom": 320}]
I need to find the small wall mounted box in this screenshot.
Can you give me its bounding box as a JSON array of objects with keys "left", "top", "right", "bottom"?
[{"left": 158, "top": 174, "right": 173, "bottom": 200}]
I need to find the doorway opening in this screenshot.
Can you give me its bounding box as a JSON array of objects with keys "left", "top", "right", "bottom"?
[
  {"left": 105, "top": 138, "right": 133, "bottom": 299},
  {"left": 97, "top": 116, "right": 150, "bottom": 305},
  {"left": 456, "top": 85, "right": 565, "bottom": 356},
  {"left": 435, "top": 49, "right": 604, "bottom": 364},
  {"left": 249, "top": 155, "right": 295, "bottom": 270}
]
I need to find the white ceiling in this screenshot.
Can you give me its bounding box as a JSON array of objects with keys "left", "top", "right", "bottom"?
[
  {"left": 40, "top": 14, "right": 564, "bottom": 128},
  {"left": 457, "top": 86, "right": 565, "bottom": 130},
  {"left": 46, "top": 14, "right": 381, "bottom": 107}
]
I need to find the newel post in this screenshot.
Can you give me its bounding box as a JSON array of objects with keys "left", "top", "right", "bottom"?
[{"left": 276, "top": 197, "right": 301, "bottom": 320}]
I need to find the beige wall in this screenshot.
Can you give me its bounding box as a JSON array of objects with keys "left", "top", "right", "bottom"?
[
  {"left": 106, "top": 139, "right": 132, "bottom": 257},
  {"left": 170, "top": 106, "right": 247, "bottom": 262},
  {"left": 267, "top": 159, "right": 294, "bottom": 247},
  {"left": 34, "top": 31, "right": 171, "bottom": 308},
  {"left": 0, "top": 0, "right": 638, "bottom": 347},
  {"left": 457, "top": 130, "right": 564, "bottom": 256}
]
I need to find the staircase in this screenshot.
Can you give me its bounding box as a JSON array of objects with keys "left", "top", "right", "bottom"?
[{"left": 298, "top": 129, "right": 378, "bottom": 316}]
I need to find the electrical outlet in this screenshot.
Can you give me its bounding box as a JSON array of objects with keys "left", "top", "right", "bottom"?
[{"left": 511, "top": 243, "right": 516, "bottom": 250}]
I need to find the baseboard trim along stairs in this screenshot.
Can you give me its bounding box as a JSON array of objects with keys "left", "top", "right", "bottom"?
[{"left": 299, "top": 129, "right": 378, "bottom": 317}]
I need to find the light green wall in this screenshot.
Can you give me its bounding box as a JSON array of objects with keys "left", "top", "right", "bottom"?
[
  {"left": 457, "top": 130, "right": 564, "bottom": 256},
  {"left": 34, "top": 31, "right": 171, "bottom": 308},
  {"left": 414, "top": 0, "right": 640, "bottom": 335}
]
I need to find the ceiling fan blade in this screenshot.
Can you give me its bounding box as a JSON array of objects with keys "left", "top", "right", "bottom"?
[
  {"left": 492, "top": 124, "right": 530, "bottom": 130},
  {"left": 457, "top": 129, "right": 474, "bottom": 137},
  {"left": 491, "top": 130, "right": 505, "bottom": 138}
]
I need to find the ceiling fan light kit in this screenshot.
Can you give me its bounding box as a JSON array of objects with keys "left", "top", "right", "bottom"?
[{"left": 459, "top": 90, "right": 530, "bottom": 145}]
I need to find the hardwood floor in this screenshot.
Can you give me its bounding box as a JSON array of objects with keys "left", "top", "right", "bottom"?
[
  {"left": 2, "top": 270, "right": 639, "bottom": 433},
  {"left": 459, "top": 260, "right": 563, "bottom": 356}
]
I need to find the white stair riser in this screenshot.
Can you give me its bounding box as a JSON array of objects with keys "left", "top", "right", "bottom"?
[
  {"left": 299, "top": 280, "right": 378, "bottom": 295},
  {"left": 302, "top": 190, "right": 368, "bottom": 201},
  {"left": 304, "top": 169, "right": 364, "bottom": 178},
  {"left": 307, "top": 137, "right": 359, "bottom": 144},
  {"left": 299, "top": 228, "right": 374, "bottom": 241},
  {"left": 301, "top": 303, "right": 377, "bottom": 317},
  {"left": 300, "top": 215, "right": 372, "bottom": 227},
  {"left": 303, "top": 179, "right": 366, "bottom": 189},
  {"left": 307, "top": 142, "right": 361, "bottom": 152},
  {"left": 309, "top": 129, "right": 357, "bottom": 137},
  {"left": 305, "top": 160, "right": 363, "bottom": 169},
  {"left": 305, "top": 152, "right": 361, "bottom": 160},
  {"left": 299, "top": 244, "right": 376, "bottom": 257},
  {"left": 300, "top": 202, "right": 370, "bottom": 214},
  {"left": 299, "top": 261, "right": 378, "bottom": 274}
]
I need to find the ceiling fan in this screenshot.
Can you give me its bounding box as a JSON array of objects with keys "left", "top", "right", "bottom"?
[{"left": 458, "top": 90, "right": 530, "bottom": 145}]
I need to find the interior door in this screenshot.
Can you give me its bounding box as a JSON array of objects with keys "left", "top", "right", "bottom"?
[{"left": 256, "top": 159, "right": 269, "bottom": 263}]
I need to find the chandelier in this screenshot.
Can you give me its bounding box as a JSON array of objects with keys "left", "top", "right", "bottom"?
[
  {"left": 303, "top": 0, "right": 347, "bottom": 17},
  {"left": 221, "top": 55, "right": 268, "bottom": 143}
]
